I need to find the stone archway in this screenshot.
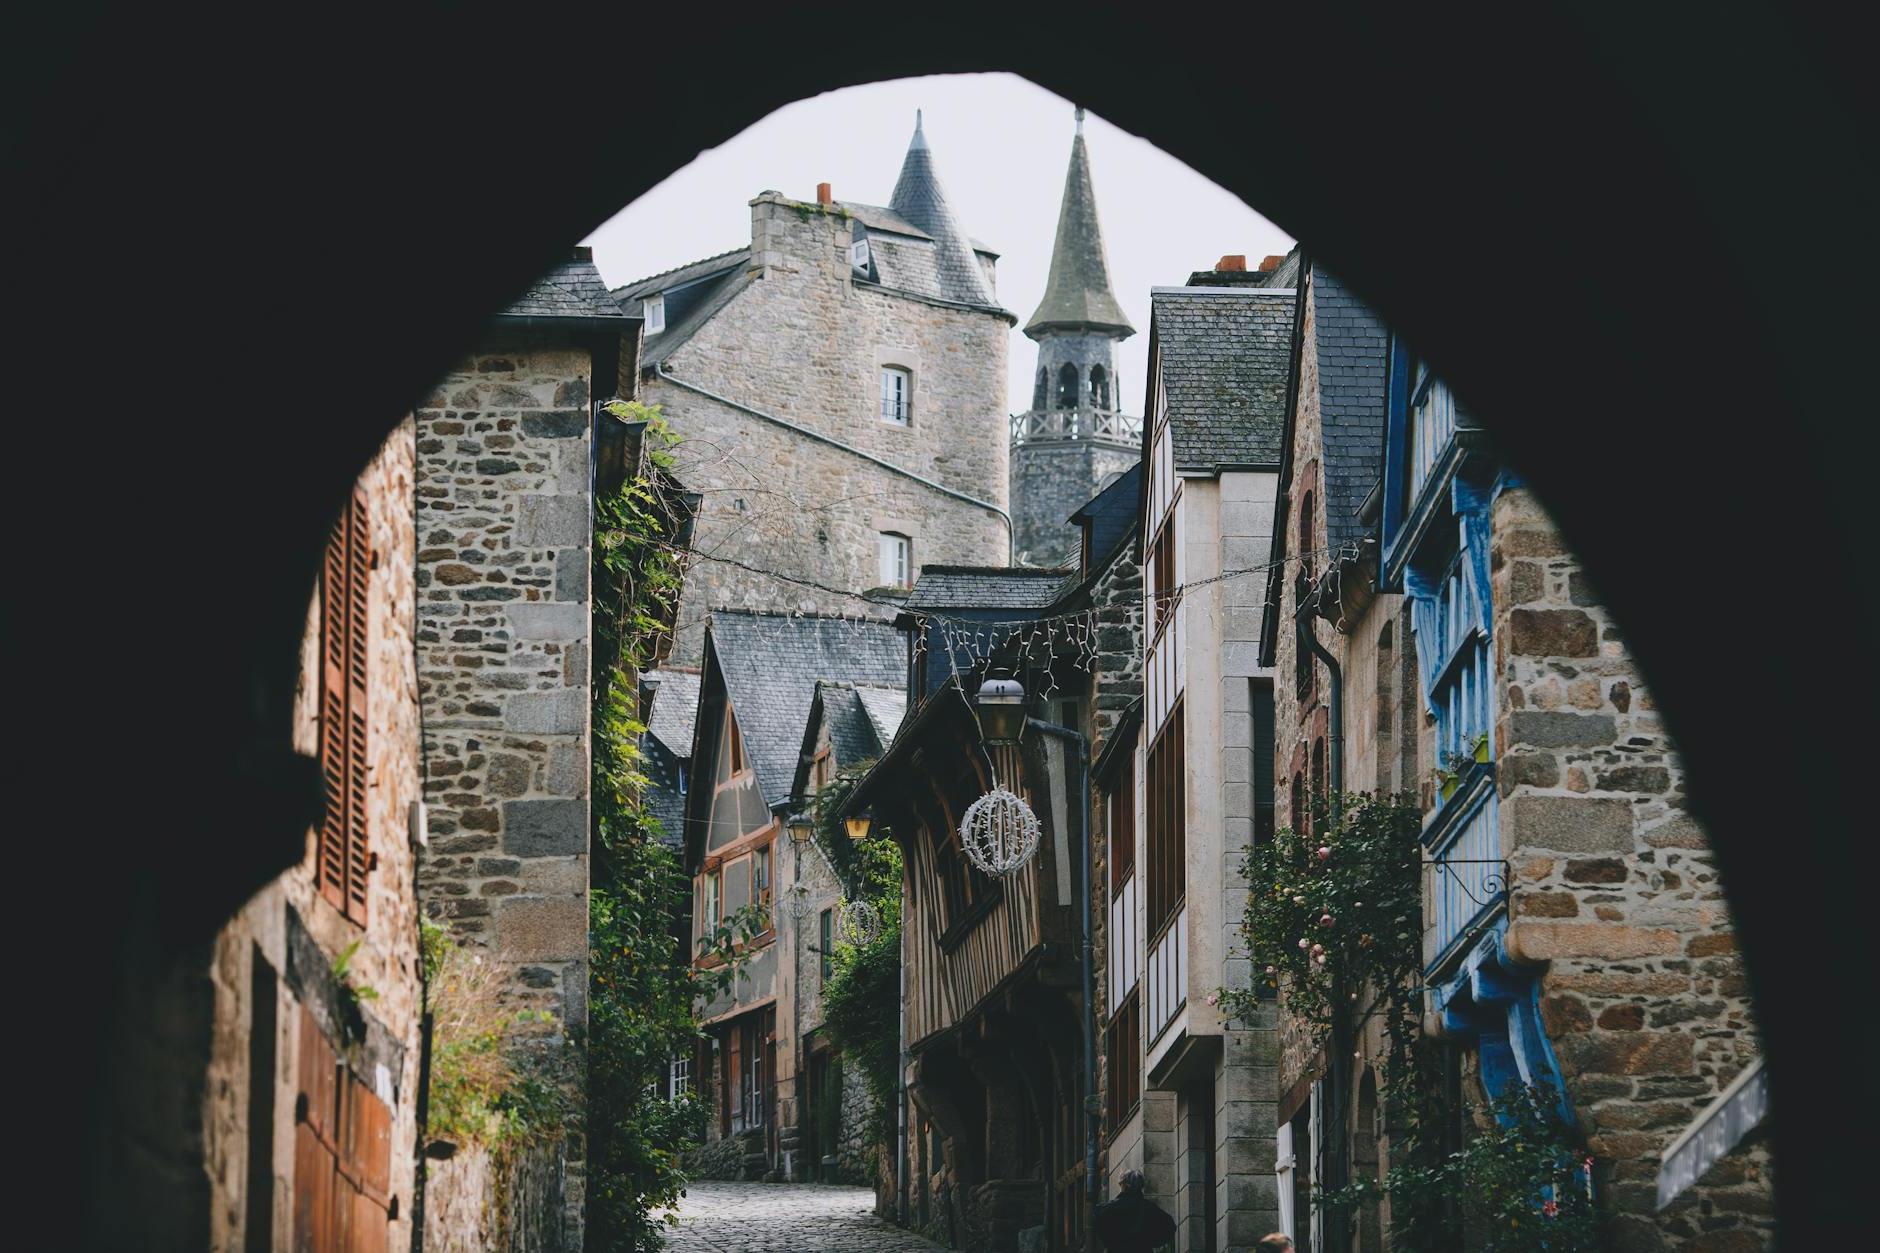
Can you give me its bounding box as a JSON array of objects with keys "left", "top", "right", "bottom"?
[{"left": 22, "top": 7, "right": 1873, "bottom": 1244}]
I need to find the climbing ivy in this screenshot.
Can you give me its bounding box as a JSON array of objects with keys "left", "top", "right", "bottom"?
[{"left": 585, "top": 401, "right": 766, "bottom": 1250}]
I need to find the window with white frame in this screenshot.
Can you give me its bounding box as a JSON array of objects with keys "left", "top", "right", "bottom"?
[
  {"left": 851, "top": 237, "right": 872, "bottom": 272},
  {"left": 880, "top": 366, "right": 911, "bottom": 425},
  {"left": 643, "top": 295, "right": 666, "bottom": 335},
  {"left": 877, "top": 532, "right": 911, "bottom": 589},
  {"left": 669, "top": 1053, "right": 691, "bottom": 1099}
]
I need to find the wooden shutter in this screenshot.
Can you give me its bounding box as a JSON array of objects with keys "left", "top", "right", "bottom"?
[{"left": 318, "top": 491, "right": 371, "bottom": 924}]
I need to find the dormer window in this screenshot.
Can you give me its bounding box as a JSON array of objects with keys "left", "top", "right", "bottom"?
[
  {"left": 643, "top": 295, "right": 666, "bottom": 335},
  {"left": 851, "top": 237, "right": 872, "bottom": 274},
  {"left": 880, "top": 367, "right": 911, "bottom": 425}
]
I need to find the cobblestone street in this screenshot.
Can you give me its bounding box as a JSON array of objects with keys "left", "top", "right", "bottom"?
[{"left": 661, "top": 1180, "right": 945, "bottom": 1252}]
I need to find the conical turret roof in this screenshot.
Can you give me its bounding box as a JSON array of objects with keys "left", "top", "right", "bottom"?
[
  {"left": 1026, "top": 108, "right": 1133, "bottom": 339},
  {"left": 888, "top": 111, "right": 999, "bottom": 308}
]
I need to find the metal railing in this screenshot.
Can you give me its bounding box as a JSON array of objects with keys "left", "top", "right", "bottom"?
[
  {"left": 1010, "top": 407, "right": 1144, "bottom": 448},
  {"left": 1423, "top": 800, "right": 1508, "bottom": 974}
]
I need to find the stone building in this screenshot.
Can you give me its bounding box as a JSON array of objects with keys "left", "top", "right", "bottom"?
[
  {"left": 1009, "top": 108, "right": 1142, "bottom": 568},
  {"left": 1260, "top": 253, "right": 1774, "bottom": 1250},
  {"left": 1101, "top": 270, "right": 1295, "bottom": 1252},
  {"left": 678, "top": 609, "right": 904, "bottom": 1180},
  {"left": 614, "top": 114, "right": 1015, "bottom": 662},
  {"left": 91, "top": 420, "right": 425, "bottom": 1252},
  {"left": 413, "top": 249, "right": 638, "bottom": 1249}
]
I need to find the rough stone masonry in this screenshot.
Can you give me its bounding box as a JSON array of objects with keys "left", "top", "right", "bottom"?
[{"left": 416, "top": 332, "right": 595, "bottom": 1244}]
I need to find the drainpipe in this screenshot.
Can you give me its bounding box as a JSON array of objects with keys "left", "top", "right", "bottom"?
[
  {"left": 898, "top": 918, "right": 909, "bottom": 1226},
  {"left": 1025, "top": 718, "right": 1097, "bottom": 1214},
  {"left": 1296, "top": 594, "right": 1349, "bottom": 1249}
]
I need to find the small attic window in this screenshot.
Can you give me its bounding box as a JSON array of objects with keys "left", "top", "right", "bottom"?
[
  {"left": 851, "top": 237, "right": 871, "bottom": 273},
  {"left": 643, "top": 295, "right": 666, "bottom": 335}
]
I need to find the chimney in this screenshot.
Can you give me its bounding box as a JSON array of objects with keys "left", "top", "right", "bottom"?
[
  {"left": 1259, "top": 254, "right": 1285, "bottom": 273},
  {"left": 816, "top": 182, "right": 833, "bottom": 206},
  {"left": 571, "top": 245, "right": 593, "bottom": 262},
  {"left": 1216, "top": 254, "right": 1247, "bottom": 272}
]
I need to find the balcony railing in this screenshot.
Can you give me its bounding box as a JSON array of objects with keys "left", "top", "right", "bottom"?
[
  {"left": 1423, "top": 787, "right": 1507, "bottom": 975},
  {"left": 1010, "top": 407, "right": 1143, "bottom": 448}
]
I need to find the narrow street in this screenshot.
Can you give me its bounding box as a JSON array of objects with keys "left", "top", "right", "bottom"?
[{"left": 662, "top": 1181, "right": 946, "bottom": 1252}]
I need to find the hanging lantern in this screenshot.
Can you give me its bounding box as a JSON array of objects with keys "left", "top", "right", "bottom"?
[
  {"left": 960, "top": 787, "right": 1041, "bottom": 876},
  {"left": 836, "top": 897, "right": 881, "bottom": 945}
]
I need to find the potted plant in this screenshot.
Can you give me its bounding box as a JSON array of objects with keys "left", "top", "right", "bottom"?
[{"left": 1472, "top": 733, "right": 1491, "bottom": 764}]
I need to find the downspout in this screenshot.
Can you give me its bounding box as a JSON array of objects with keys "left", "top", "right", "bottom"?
[
  {"left": 898, "top": 912, "right": 909, "bottom": 1226},
  {"left": 1297, "top": 594, "right": 1349, "bottom": 1248},
  {"left": 653, "top": 363, "right": 1015, "bottom": 562},
  {"left": 1027, "top": 719, "right": 1097, "bottom": 1214}
]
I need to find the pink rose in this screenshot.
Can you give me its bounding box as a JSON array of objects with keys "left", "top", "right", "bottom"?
[
  {"left": 1317, "top": 846, "right": 1331, "bottom": 861},
  {"left": 1319, "top": 913, "right": 1334, "bottom": 927}
]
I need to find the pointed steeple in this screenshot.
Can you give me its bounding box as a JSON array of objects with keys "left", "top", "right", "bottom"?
[
  {"left": 1025, "top": 108, "right": 1133, "bottom": 340},
  {"left": 889, "top": 112, "right": 998, "bottom": 308}
]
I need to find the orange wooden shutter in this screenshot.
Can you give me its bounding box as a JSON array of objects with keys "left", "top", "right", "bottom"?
[
  {"left": 343, "top": 491, "right": 371, "bottom": 923},
  {"left": 318, "top": 490, "right": 371, "bottom": 923}
]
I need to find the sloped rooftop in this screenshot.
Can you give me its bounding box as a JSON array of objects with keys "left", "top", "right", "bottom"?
[{"left": 1150, "top": 287, "right": 1295, "bottom": 472}]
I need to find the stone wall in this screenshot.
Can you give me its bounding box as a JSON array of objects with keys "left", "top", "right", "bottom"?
[
  {"left": 645, "top": 194, "right": 1011, "bottom": 662},
  {"left": 423, "top": 1139, "right": 568, "bottom": 1253},
  {"left": 1010, "top": 438, "right": 1138, "bottom": 568},
  {"left": 415, "top": 333, "right": 594, "bottom": 1246},
  {"left": 200, "top": 420, "right": 423, "bottom": 1251},
  {"left": 1491, "top": 488, "right": 1772, "bottom": 1250}
]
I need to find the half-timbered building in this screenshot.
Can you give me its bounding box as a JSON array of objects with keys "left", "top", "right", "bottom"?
[{"left": 681, "top": 609, "right": 903, "bottom": 1177}]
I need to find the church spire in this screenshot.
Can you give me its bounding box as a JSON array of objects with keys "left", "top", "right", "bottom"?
[
  {"left": 1025, "top": 107, "right": 1133, "bottom": 340},
  {"left": 889, "top": 111, "right": 997, "bottom": 308}
]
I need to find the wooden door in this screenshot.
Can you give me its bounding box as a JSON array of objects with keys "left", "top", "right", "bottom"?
[{"left": 293, "top": 1005, "right": 394, "bottom": 1252}]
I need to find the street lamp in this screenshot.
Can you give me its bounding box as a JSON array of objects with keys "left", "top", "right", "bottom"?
[
  {"left": 845, "top": 811, "right": 872, "bottom": 843},
  {"left": 787, "top": 811, "right": 814, "bottom": 846},
  {"left": 975, "top": 674, "right": 1029, "bottom": 745}
]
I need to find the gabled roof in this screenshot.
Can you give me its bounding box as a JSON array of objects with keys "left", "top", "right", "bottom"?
[
  {"left": 1026, "top": 110, "right": 1132, "bottom": 339},
  {"left": 789, "top": 681, "right": 906, "bottom": 799},
  {"left": 703, "top": 610, "right": 904, "bottom": 809},
  {"left": 499, "top": 250, "right": 634, "bottom": 325},
  {"left": 885, "top": 112, "right": 999, "bottom": 309},
  {"left": 1148, "top": 286, "right": 1295, "bottom": 473},
  {"left": 610, "top": 248, "right": 753, "bottom": 368},
  {"left": 643, "top": 667, "right": 702, "bottom": 757},
  {"left": 1311, "top": 267, "right": 1390, "bottom": 549},
  {"left": 1068, "top": 461, "right": 1143, "bottom": 576},
  {"left": 904, "top": 564, "right": 1076, "bottom": 612}
]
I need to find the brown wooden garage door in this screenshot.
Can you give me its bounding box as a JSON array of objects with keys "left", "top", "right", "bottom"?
[{"left": 293, "top": 1005, "right": 393, "bottom": 1252}]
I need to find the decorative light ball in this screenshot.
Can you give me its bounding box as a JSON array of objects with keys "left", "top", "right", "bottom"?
[
  {"left": 836, "top": 898, "right": 881, "bottom": 945},
  {"left": 779, "top": 883, "right": 816, "bottom": 921},
  {"left": 959, "top": 787, "right": 1041, "bottom": 877}
]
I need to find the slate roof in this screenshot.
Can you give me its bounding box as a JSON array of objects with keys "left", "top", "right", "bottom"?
[
  {"left": 501, "top": 251, "right": 633, "bottom": 323},
  {"left": 643, "top": 668, "right": 702, "bottom": 756},
  {"left": 1149, "top": 287, "right": 1296, "bottom": 472},
  {"left": 642, "top": 735, "right": 688, "bottom": 849},
  {"left": 1068, "top": 460, "right": 1143, "bottom": 573},
  {"left": 1026, "top": 112, "right": 1133, "bottom": 338},
  {"left": 1311, "top": 267, "right": 1390, "bottom": 549},
  {"left": 886, "top": 113, "right": 999, "bottom": 309},
  {"left": 610, "top": 248, "right": 753, "bottom": 368},
  {"left": 904, "top": 565, "right": 1076, "bottom": 611},
  {"left": 705, "top": 610, "right": 904, "bottom": 809},
  {"left": 855, "top": 684, "right": 907, "bottom": 746}
]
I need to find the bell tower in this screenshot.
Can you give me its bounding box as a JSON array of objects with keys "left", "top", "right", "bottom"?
[{"left": 1010, "top": 106, "right": 1141, "bottom": 567}]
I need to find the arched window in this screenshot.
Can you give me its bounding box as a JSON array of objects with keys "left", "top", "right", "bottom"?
[
  {"left": 1089, "top": 364, "right": 1109, "bottom": 409},
  {"left": 1056, "top": 362, "right": 1079, "bottom": 409},
  {"left": 1032, "top": 367, "right": 1048, "bottom": 411}
]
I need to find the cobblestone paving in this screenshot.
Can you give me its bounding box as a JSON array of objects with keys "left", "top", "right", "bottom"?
[{"left": 661, "top": 1180, "right": 946, "bottom": 1252}]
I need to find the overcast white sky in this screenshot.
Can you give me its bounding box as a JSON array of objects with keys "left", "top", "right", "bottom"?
[{"left": 583, "top": 73, "right": 1291, "bottom": 416}]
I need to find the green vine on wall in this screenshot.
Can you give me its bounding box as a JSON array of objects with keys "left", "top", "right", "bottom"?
[
  {"left": 585, "top": 400, "right": 763, "bottom": 1250},
  {"left": 1224, "top": 792, "right": 1599, "bottom": 1251}
]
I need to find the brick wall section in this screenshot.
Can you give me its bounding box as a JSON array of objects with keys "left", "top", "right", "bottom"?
[
  {"left": 644, "top": 194, "right": 1010, "bottom": 663},
  {"left": 1492, "top": 488, "right": 1772, "bottom": 1250},
  {"left": 204, "top": 421, "right": 423, "bottom": 1251},
  {"left": 415, "top": 334, "right": 592, "bottom": 1246}
]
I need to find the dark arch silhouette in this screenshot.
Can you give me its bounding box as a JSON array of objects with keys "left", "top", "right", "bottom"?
[
  {"left": 1034, "top": 366, "right": 1049, "bottom": 411},
  {"left": 14, "top": 5, "right": 1870, "bottom": 1242},
  {"left": 1089, "top": 364, "right": 1109, "bottom": 409},
  {"left": 1056, "top": 361, "right": 1080, "bottom": 409}
]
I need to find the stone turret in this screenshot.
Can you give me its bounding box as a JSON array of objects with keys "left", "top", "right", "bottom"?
[{"left": 1011, "top": 107, "right": 1142, "bottom": 567}]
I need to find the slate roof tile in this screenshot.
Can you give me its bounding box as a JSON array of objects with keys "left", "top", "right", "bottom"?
[
  {"left": 706, "top": 610, "right": 903, "bottom": 809},
  {"left": 503, "top": 254, "right": 631, "bottom": 321},
  {"left": 904, "top": 565, "right": 1076, "bottom": 611},
  {"left": 1150, "top": 287, "right": 1296, "bottom": 471}
]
